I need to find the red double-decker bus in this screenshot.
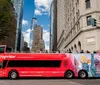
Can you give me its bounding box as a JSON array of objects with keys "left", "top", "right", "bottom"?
[{"left": 0, "top": 45, "right": 76, "bottom": 79}]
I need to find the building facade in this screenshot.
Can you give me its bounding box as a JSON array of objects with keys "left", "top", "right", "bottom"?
[
  {"left": 11, "top": 0, "right": 24, "bottom": 52},
  {"left": 20, "top": 33, "right": 24, "bottom": 51},
  {"left": 54, "top": 0, "right": 100, "bottom": 53}
]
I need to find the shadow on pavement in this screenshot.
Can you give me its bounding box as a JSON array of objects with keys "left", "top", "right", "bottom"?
[{"left": 0, "top": 77, "right": 100, "bottom": 80}]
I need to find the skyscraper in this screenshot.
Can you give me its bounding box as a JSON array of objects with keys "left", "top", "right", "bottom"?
[
  {"left": 31, "top": 26, "right": 45, "bottom": 53},
  {"left": 11, "top": 0, "right": 24, "bottom": 52},
  {"left": 50, "top": 0, "right": 57, "bottom": 53}
]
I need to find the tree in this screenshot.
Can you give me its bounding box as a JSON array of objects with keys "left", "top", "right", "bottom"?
[{"left": 0, "top": 0, "right": 17, "bottom": 40}]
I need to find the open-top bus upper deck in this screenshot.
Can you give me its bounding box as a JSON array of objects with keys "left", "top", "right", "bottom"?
[{"left": 0, "top": 53, "right": 66, "bottom": 60}]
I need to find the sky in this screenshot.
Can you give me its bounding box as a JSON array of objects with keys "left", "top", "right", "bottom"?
[{"left": 22, "top": 0, "right": 53, "bottom": 50}]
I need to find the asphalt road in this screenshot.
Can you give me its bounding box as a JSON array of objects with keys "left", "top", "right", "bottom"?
[{"left": 0, "top": 78, "right": 100, "bottom": 85}]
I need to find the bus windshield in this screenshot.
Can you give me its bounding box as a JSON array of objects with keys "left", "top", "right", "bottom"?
[{"left": 0, "top": 62, "right": 3, "bottom": 68}]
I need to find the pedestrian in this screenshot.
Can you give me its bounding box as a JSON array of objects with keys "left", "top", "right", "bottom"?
[
  {"left": 93, "top": 50, "right": 96, "bottom": 54},
  {"left": 45, "top": 50, "right": 48, "bottom": 53},
  {"left": 69, "top": 50, "right": 72, "bottom": 53},
  {"left": 56, "top": 50, "right": 60, "bottom": 53},
  {"left": 80, "top": 50, "right": 84, "bottom": 53},
  {"left": 86, "top": 50, "right": 90, "bottom": 53}
]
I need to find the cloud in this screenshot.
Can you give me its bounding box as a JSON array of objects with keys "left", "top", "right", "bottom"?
[
  {"left": 45, "top": 44, "right": 49, "bottom": 51},
  {"left": 43, "top": 29, "right": 50, "bottom": 43},
  {"left": 34, "top": 0, "right": 53, "bottom": 15},
  {"left": 43, "top": 29, "right": 50, "bottom": 50},
  {"left": 23, "top": 29, "right": 31, "bottom": 47},
  {"left": 22, "top": 20, "right": 28, "bottom": 26},
  {"left": 41, "top": 25, "right": 44, "bottom": 27},
  {"left": 35, "top": 9, "right": 42, "bottom": 15}
]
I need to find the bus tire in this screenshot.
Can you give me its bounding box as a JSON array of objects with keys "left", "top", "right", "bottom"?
[
  {"left": 78, "top": 70, "right": 88, "bottom": 79},
  {"left": 8, "top": 70, "right": 18, "bottom": 79},
  {"left": 64, "top": 70, "right": 74, "bottom": 79}
]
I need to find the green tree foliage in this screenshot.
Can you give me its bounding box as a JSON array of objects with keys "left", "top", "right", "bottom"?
[{"left": 0, "top": 0, "right": 17, "bottom": 40}]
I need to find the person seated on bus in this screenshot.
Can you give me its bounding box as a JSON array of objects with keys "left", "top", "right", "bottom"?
[
  {"left": 80, "top": 50, "right": 84, "bottom": 53},
  {"left": 6, "top": 46, "right": 13, "bottom": 53}
]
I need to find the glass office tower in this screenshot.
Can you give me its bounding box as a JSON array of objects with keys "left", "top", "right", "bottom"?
[{"left": 11, "top": 0, "right": 24, "bottom": 52}]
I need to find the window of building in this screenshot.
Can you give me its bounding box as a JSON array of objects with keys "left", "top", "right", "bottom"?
[
  {"left": 71, "top": 22, "right": 72, "bottom": 28},
  {"left": 72, "top": 0, "right": 74, "bottom": 6},
  {"left": 85, "top": 0, "right": 91, "bottom": 9},
  {"left": 73, "top": 17, "right": 75, "bottom": 25},
  {"left": 73, "top": 27, "right": 75, "bottom": 35},
  {"left": 87, "top": 16, "right": 92, "bottom": 26},
  {"left": 78, "top": 10, "right": 80, "bottom": 18},
  {"left": 75, "top": 26, "right": 77, "bottom": 33},
  {"left": 77, "top": 0, "right": 79, "bottom": 4},
  {"left": 76, "top": 3, "right": 78, "bottom": 9},
  {"left": 77, "top": 22, "right": 80, "bottom": 30},
  {"left": 76, "top": 12, "right": 78, "bottom": 20},
  {"left": 78, "top": 41, "right": 81, "bottom": 51},
  {"left": 72, "top": 7, "right": 75, "bottom": 15}
]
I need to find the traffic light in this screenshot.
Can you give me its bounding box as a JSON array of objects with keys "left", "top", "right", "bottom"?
[{"left": 92, "top": 18, "right": 97, "bottom": 26}]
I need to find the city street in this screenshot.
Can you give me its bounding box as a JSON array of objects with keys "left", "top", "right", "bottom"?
[{"left": 0, "top": 78, "right": 100, "bottom": 85}]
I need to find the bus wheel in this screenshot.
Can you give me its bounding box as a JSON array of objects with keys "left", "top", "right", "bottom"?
[
  {"left": 78, "top": 70, "right": 88, "bottom": 79},
  {"left": 64, "top": 70, "right": 74, "bottom": 79},
  {"left": 8, "top": 70, "right": 18, "bottom": 79}
]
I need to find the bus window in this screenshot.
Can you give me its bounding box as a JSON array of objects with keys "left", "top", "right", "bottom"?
[
  {"left": 3, "top": 60, "right": 8, "bottom": 69},
  {"left": 0, "top": 62, "right": 3, "bottom": 68},
  {"left": 0, "top": 46, "right": 4, "bottom": 53},
  {"left": 7, "top": 60, "right": 61, "bottom": 67}
]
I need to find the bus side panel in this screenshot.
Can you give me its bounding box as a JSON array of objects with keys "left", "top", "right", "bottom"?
[
  {"left": 3, "top": 55, "right": 65, "bottom": 78},
  {"left": 18, "top": 68, "right": 64, "bottom": 77},
  {"left": 65, "top": 54, "right": 78, "bottom": 77},
  {"left": 94, "top": 54, "right": 100, "bottom": 77},
  {"left": 72, "top": 54, "right": 96, "bottom": 77}
]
